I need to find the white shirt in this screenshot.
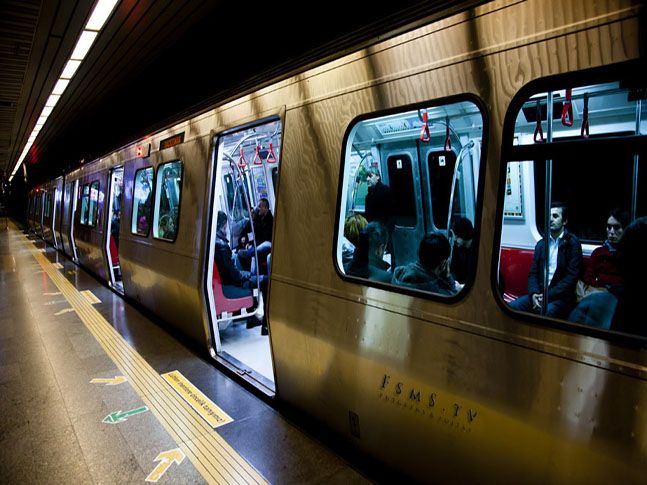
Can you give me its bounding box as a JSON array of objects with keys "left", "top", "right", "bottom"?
[{"left": 547, "top": 230, "right": 565, "bottom": 285}]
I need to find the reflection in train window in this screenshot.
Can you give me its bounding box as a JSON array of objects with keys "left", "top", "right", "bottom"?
[
  {"left": 131, "top": 167, "right": 154, "bottom": 236},
  {"left": 44, "top": 193, "right": 51, "bottom": 218},
  {"left": 89, "top": 181, "right": 99, "bottom": 227},
  {"left": 153, "top": 160, "right": 183, "bottom": 241},
  {"left": 497, "top": 80, "right": 647, "bottom": 337},
  {"left": 337, "top": 99, "right": 485, "bottom": 297},
  {"left": 80, "top": 184, "right": 90, "bottom": 225}
]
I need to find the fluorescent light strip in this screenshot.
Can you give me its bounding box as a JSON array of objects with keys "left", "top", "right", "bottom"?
[
  {"left": 86, "top": 0, "right": 119, "bottom": 31},
  {"left": 70, "top": 31, "right": 98, "bottom": 61},
  {"left": 61, "top": 59, "right": 81, "bottom": 79},
  {"left": 9, "top": 0, "right": 120, "bottom": 181}
]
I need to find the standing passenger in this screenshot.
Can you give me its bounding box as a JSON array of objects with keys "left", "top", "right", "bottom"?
[
  {"left": 450, "top": 217, "right": 475, "bottom": 285},
  {"left": 365, "top": 169, "right": 395, "bottom": 264}
]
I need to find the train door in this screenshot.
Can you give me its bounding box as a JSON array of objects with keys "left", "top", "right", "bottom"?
[
  {"left": 205, "top": 117, "right": 282, "bottom": 390},
  {"left": 105, "top": 167, "right": 124, "bottom": 293},
  {"left": 52, "top": 186, "right": 60, "bottom": 249},
  {"left": 69, "top": 180, "right": 80, "bottom": 262}
]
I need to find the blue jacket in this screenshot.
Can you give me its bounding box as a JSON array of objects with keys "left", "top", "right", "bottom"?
[{"left": 527, "top": 230, "right": 582, "bottom": 303}]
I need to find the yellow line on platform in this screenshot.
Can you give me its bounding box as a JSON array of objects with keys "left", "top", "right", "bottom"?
[{"left": 27, "top": 242, "right": 267, "bottom": 485}]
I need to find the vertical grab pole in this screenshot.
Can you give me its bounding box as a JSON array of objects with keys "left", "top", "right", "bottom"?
[
  {"left": 632, "top": 99, "right": 641, "bottom": 222},
  {"left": 542, "top": 92, "right": 554, "bottom": 317}
]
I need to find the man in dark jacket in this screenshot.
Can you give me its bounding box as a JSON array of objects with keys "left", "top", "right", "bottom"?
[
  {"left": 510, "top": 203, "right": 582, "bottom": 318},
  {"left": 238, "top": 198, "right": 273, "bottom": 273},
  {"left": 365, "top": 169, "right": 396, "bottom": 264},
  {"left": 215, "top": 211, "right": 268, "bottom": 334}
]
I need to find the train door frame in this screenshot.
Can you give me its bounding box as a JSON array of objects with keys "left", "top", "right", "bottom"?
[
  {"left": 52, "top": 184, "right": 61, "bottom": 250},
  {"left": 69, "top": 179, "right": 80, "bottom": 262},
  {"left": 104, "top": 166, "right": 124, "bottom": 293},
  {"left": 202, "top": 114, "right": 284, "bottom": 393}
]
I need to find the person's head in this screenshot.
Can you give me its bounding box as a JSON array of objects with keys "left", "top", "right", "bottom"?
[
  {"left": 452, "top": 217, "right": 474, "bottom": 249},
  {"left": 344, "top": 213, "right": 368, "bottom": 246},
  {"left": 216, "top": 210, "right": 228, "bottom": 234},
  {"left": 606, "top": 208, "right": 629, "bottom": 245},
  {"left": 366, "top": 169, "right": 380, "bottom": 188},
  {"left": 418, "top": 233, "right": 451, "bottom": 275},
  {"left": 257, "top": 198, "right": 270, "bottom": 218},
  {"left": 549, "top": 202, "right": 568, "bottom": 235},
  {"left": 365, "top": 222, "right": 388, "bottom": 259}
]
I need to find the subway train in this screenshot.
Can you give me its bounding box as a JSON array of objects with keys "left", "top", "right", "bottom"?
[{"left": 25, "top": 0, "right": 647, "bottom": 481}]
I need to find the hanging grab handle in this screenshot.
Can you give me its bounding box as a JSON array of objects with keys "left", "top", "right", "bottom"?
[
  {"left": 265, "top": 142, "right": 277, "bottom": 163},
  {"left": 444, "top": 115, "right": 452, "bottom": 151},
  {"left": 581, "top": 92, "right": 590, "bottom": 138},
  {"left": 561, "top": 88, "right": 574, "bottom": 127},
  {"left": 534, "top": 99, "right": 545, "bottom": 143},
  {"left": 238, "top": 147, "right": 247, "bottom": 168},
  {"left": 253, "top": 144, "right": 263, "bottom": 165},
  {"left": 419, "top": 111, "right": 431, "bottom": 143}
]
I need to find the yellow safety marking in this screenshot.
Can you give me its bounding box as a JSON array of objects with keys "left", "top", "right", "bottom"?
[
  {"left": 145, "top": 448, "right": 186, "bottom": 482},
  {"left": 162, "top": 371, "right": 233, "bottom": 428},
  {"left": 27, "top": 245, "right": 267, "bottom": 484},
  {"left": 90, "top": 376, "right": 127, "bottom": 386},
  {"left": 53, "top": 262, "right": 63, "bottom": 269},
  {"left": 80, "top": 289, "right": 101, "bottom": 305},
  {"left": 55, "top": 308, "right": 75, "bottom": 316}
]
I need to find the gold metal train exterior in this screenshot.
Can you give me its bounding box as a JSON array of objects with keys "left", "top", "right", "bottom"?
[{"left": 27, "top": 0, "right": 646, "bottom": 480}]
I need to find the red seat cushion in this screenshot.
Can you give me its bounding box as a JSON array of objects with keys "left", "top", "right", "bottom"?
[{"left": 211, "top": 262, "right": 253, "bottom": 315}]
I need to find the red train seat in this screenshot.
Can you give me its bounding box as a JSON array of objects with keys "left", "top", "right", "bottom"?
[
  {"left": 109, "top": 235, "right": 119, "bottom": 266},
  {"left": 500, "top": 246, "right": 591, "bottom": 303},
  {"left": 211, "top": 262, "right": 253, "bottom": 316}
]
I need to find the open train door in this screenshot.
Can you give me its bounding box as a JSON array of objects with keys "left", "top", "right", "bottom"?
[
  {"left": 105, "top": 167, "right": 124, "bottom": 293},
  {"left": 204, "top": 118, "right": 283, "bottom": 393}
]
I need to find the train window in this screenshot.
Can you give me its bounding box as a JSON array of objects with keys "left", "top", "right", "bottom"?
[
  {"left": 131, "top": 167, "right": 154, "bottom": 237},
  {"left": 80, "top": 184, "right": 90, "bottom": 225},
  {"left": 88, "top": 181, "right": 99, "bottom": 227},
  {"left": 497, "top": 80, "right": 647, "bottom": 338},
  {"left": 337, "top": 99, "right": 485, "bottom": 298},
  {"left": 44, "top": 193, "right": 51, "bottom": 218},
  {"left": 152, "top": 160, "right": 183, "bottom": 241}
]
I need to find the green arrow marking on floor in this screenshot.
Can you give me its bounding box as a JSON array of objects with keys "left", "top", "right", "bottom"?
[{"left": 102, "top": 406, "right": 149, "bottom": 424}]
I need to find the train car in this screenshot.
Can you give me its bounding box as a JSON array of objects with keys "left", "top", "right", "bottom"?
[{"left": 31, "top": 0, "right": 646, "bottom": 480}]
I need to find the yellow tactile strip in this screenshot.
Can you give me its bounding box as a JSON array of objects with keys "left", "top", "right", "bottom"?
[{"left": 28, "top": 241, "right": 267, "bottom": 485}]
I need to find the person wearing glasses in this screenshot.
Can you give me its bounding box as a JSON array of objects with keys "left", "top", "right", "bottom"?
[
  {"left": 569, "top": 208, "right": 628, "bottom": 329},
  {"left": 581, "top": 208, "right": 629, "bottom": 292}
]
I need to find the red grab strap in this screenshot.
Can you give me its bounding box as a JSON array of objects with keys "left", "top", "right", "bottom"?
[
  {"left": 238, "top": 147, "right": 247, "bottom": 168},
  {"left": 265, "top": 142, "right": 277, "bottom": 163},
  {"left": 253, "top": 144, "right": 263, "bottom": 165},
  {"left": 444, "top": 115, "right": 451, "bottom": 151},
  {"left": 419, "top": 111, "right": 431, "bottom": 143},
  {"left": 561, "top": 88, "right": 574, "bottom": 127}
]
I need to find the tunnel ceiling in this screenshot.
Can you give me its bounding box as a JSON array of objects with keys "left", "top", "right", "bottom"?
[{"left": 1, "top": 0, "right": 485, "bottom": 188}]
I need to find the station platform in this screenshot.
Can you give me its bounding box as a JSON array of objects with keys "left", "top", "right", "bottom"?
[{"left": 0, "top": 222, "right": 370, "bottom": 484}]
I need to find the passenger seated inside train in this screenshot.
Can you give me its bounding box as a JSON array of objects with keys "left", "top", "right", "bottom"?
[
  {"left": 392, "top": 233, "right": 457, "bottom": 295},
  {"left": 450, "top": 217, "right": 474, "bottom": 285},
  {"left": 569, "top": 209, "right": 628, "bottom": 329},
  {"left": 237, "top": 198, "right": 273, "bottom": 275},
  {"left": 611, "top": 216, "right": 647, "bottom": 336},
  {"left": 341, "top": 213, "right": 367, "bottom": 271},
  {"left": 509, "top": 203, "right": 583, "bottom": 319},
  {"left": 347, "top": 222, "right": 392, "bottom": 283},
  {"left": 215, "top": 211, "right": 268, "bottom": 335}
]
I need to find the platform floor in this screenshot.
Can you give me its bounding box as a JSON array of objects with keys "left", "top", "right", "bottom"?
[{"left": 0, "top": 223, "right": 370, "bottom": 484}]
